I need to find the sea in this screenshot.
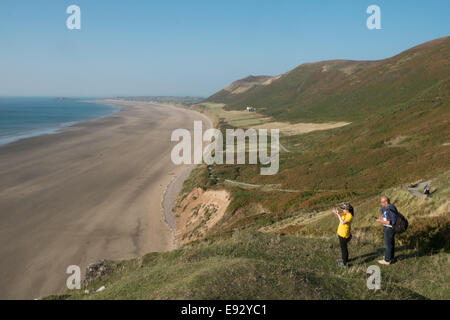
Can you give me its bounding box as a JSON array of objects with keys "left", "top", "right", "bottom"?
[{"left": 0, "top": 97, "right": 118, "bottom": 146}]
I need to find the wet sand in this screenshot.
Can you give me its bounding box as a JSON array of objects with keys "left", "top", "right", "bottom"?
[{"left": 0, "top": 99, "right": 211, "bottom": 299}]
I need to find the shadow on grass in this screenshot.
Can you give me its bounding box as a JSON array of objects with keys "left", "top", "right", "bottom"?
[
  {"left": 394, "top": 248, "right": 447, "bottom": 261},
  {"left": 348, "top": 248, "right": 384, "bottom": 264},
  {"left": 349, "top": 245, "right": 443, "bottom": 265}
]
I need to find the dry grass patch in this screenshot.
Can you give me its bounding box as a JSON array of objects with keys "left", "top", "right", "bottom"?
[
  {"left": 250, "top": 121, "right": 350, "bottom": 136},
  {"left": 193, "top": 102, "right": 350, "bottom": 136}
]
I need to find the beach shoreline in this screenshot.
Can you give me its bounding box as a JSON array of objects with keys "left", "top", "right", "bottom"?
[
  {"left": 159, "top": 104, "right": 213, "bottom": 249},
  {"left": 0, "top": 99, "right": 212, "bottom": 299},
  {"left": 0, "top": 98, "right": 120, "bottom": 147}
]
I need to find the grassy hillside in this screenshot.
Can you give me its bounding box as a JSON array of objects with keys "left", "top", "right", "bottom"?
[
  {"left": 62, "top": 233, "right": 448, "bottom": 300},
  {"left": 200, "top": 37, "right": 449, "bottom": 203},
  {"left": 51, "top": 171, "right": 449, "bottom": 300},
  {"left": 201, "top": 76, "right": 449, "bottom": 215},
  {"left": 206, "top": 36, "right": 450, "bottom": 122}
]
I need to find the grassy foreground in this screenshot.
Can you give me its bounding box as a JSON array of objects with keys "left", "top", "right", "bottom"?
[{"left": 50, "top": 230, "right": 448, "bottom": 300}]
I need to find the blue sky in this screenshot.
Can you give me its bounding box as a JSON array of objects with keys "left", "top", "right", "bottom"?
[{"left": 0, "top": 0, "right": 449, "bottom": 97}]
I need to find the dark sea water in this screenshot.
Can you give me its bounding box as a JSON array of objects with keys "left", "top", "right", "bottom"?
[{"left": 0, "top": 97, "right": 118, "bottom": 146}]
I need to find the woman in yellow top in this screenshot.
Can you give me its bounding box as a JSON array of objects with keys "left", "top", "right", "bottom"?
[{"left": 333, "top": 202, "right": 354, "bottom": 267}]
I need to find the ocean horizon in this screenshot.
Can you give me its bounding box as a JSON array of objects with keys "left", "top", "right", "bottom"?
[{"left": 0, "top": 97, "right": 118, "bottom": 146}]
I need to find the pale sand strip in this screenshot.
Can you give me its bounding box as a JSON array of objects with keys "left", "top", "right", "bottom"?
[
  {"left": 0, "top": 99, "right": 211, "bottom": 299},
  {"left": 160, "top": 105, "right": 213, "bottom": 249}
]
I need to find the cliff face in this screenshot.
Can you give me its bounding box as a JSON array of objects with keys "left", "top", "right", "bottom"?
[{"left": 174, "top": 187, "right": 231, "bottom": 244}]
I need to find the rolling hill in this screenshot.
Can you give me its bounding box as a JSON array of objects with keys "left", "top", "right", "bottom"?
[{"left": 205, "top": 36, "right": 450, "bottom": 122}]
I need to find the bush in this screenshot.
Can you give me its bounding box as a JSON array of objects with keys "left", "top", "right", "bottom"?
[{"left": 397, "top": 216, "right": 450, "bottom": 253}]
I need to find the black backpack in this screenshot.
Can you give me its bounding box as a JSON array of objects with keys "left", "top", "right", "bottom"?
[{"left": 393, "top": 212, "right": 408, "bottom": 234}]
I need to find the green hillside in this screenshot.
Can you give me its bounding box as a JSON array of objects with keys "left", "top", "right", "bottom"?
[
  {"left": 52, "top": 230, "right": 448, "bottom": 300},
  {"left": 206, "top": 36, "right": 450, "bottom": 122},
  {"left": 200, "top": 36, "right": 450, "bottom": 203}
]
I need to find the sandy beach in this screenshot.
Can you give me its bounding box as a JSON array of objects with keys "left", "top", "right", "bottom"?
[{"left": 0, "top": 99, "right": 212, "bottom": 299}]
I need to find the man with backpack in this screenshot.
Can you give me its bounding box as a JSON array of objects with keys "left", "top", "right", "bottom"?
[{"left": 376, "top": 196, "right": 399, "bottom": 265}]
